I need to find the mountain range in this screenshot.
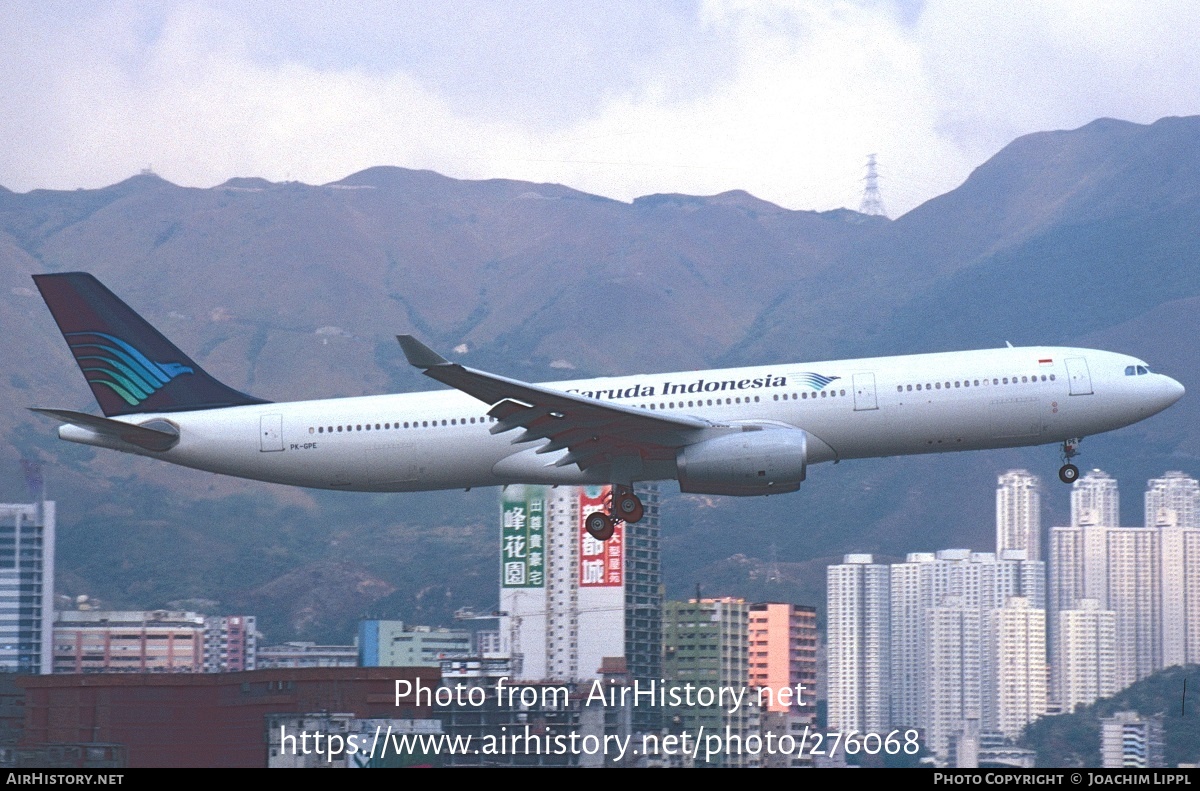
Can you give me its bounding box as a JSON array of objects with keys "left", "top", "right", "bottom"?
[{"left": 2, "top": 116, "right": 1198, "bottom": 642}]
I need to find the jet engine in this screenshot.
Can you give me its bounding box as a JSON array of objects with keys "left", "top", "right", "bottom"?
[{"left": 675, "top": 428, "right": 807, "bottom": 496}]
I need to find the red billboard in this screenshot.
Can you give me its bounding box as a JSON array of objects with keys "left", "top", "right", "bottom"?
[{"left": 578, "top": 485, "right": 623, "bottom": 587}]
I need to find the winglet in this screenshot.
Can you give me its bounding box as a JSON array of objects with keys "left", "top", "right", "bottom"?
[{"left": 397, "top": 335, "right": 451, "bottom": 369}]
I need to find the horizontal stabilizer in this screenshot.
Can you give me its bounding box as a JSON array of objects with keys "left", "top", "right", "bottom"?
[{"left": 30, "top": 408, "right": 179, "bottom": 451}]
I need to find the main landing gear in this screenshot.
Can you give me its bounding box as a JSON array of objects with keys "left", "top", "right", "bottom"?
[
  {"left": 1058, "top": 437, "right": 1082, "bottom": 484},
  {"left": 584, "top": 485, "right": 645, "bottom": 542}
]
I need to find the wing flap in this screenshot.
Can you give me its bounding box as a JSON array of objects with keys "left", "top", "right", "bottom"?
[{"left": 397, "top": 335, "right": 714, "bottom": 472}]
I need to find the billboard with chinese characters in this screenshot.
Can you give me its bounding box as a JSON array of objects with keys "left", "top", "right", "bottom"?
[
  {"left": 578, "top": 485, "right": 623, "bottom": 588},
  {"left": 501, "top": 486, "right": 546, "bottom": 588}
]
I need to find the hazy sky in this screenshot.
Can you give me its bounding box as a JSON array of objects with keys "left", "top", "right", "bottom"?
[{"left": 3, "top": 1, "right": 1199, "bottom": 215}]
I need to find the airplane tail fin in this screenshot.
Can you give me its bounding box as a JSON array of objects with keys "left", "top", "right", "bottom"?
[{"left": 33, "top": 272, "right": 270, "bottom": 417}]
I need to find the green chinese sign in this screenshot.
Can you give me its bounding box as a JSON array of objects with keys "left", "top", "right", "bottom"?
[{"left": 501, "top": 487, "right": 546, "bottom": 588}]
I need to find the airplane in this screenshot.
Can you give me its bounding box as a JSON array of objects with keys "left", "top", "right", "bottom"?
[{"left": 30, "top": 272, "right": 1184, "bottom": 541}]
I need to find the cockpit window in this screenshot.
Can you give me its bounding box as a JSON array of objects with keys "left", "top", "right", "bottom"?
[
  {"left": 1137, "top": 365, "right": 1150, "bottom": 375},
  {"left": 1125, "top": 366, "right": 1136, "bottom": 376}
]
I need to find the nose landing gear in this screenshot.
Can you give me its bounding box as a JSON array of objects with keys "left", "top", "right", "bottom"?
[
  {"left": 584, "top": 485, "right": 645, "bottom": 541},
  {"left": 1058, "top": 438, "right": 1082, "bottom": 484}
]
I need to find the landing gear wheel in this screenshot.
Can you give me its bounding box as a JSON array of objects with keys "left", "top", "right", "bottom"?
[
  {"left": 1059, "top": 463, "right": 1079, "bottom": 484},
  {"left": 615, "top": 492, "right": 644, "bottom": 524},
  {"left": 585, "top": 511, "right": 615, "bottom": 541}
]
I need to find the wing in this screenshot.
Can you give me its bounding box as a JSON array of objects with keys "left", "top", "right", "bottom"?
[{"left": 397, "top": 336, "right": 715, "bottom": 472}]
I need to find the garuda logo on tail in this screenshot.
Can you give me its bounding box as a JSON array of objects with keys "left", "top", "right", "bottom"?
[
  {"left": 65, "top": 331, "right": 194, "bottom": 407},
  {"left": 33, "top": 272, "right": 268, "bottom": 417}
]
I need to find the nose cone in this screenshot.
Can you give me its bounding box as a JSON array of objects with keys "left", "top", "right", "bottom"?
[
  {"left": 1150, "top": 375, "right": 1186, "bottom": 415},
  {"left": 1165, "top": 376, "right": 1186, "bottom": 406}
]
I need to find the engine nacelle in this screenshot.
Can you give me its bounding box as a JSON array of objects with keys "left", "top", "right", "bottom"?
[{"left": 676, "top": 428, "right": 807, "bottom": 496}]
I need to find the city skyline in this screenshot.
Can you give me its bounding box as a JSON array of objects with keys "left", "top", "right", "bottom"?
[{"left": 828, "top": 466, "right": 1200, "bottom": 765}]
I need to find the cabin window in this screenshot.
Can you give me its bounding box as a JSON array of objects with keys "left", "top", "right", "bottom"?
[
  {"left": 820, "top": 391, "right": 826, "bottom": 398},
  {"left": 309, "top": 427, "right": 314, "bottom": 434},
  {"left": 318, "top": 427, "right": 323, "bottom": 433},
  {"left": 839, "top": 390, "right": 845, "bottom": 396},
  {"left": 935, "top": 382, "right": 941, "bottom": 389},
  {"left": 422, "top": 421, "right": 428, "bottom": 427},
  {"left": 337, "top": 426, "right": 343, "bottom": 432}
]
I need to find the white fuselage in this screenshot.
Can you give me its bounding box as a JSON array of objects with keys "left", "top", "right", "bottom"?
[{"left": 59, "top": 346, "right": 1184, "bottom": 493}]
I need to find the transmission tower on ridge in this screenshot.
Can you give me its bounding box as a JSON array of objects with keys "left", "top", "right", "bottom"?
[{"left": 859, "top": 153, "right": 887, "bottom": 217}]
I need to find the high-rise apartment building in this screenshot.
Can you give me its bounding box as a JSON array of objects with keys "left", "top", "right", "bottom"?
[
  {"left": 1145, "top": 471, "right": 1200, "bottom": 529},
  {"left": 1147, "top": 472, "right": 1200, "bottom": 668},
  {"left": 663, "top": 597, "right": 756, "bottom": 767},
  {"left": 1071, "top": 469, "right": 1120, "bottom": 527},
  {"left": 1050, "top": 523, "right": 1159, "bottom": 688},
  {"left": 827, "top": 554, "right": 889, "bottom": 733},
  {"left": 888, "top": 549, "right": 1043, "bottom": 735},
  {"left": 888, "top": 552, "right": 931, "bottom": 729},
  {"left": 0, "top": 501, "right": 54, "bottom": 674},
  {"left": 748, "top": 603, "right": 817, "bottom": 714},
  {"left": 1056, "top": 599, "right": 1118, "bottom": 712},
  {"left": 499, "top": 484, "right": 661, "bottom": 732},
  {"left": 997, "top": 470, "right": 1042, "bottom": 560},
  {"left": 992, "top": 597, "right": 1047, "bottom": 739},
  {"left": 925, "top": 596, "right": 983, "bottom": 759}
]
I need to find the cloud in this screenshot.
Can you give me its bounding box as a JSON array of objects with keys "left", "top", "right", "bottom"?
[{"left": 2, "top": 1, "right": 1200, "bottom": 216}]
